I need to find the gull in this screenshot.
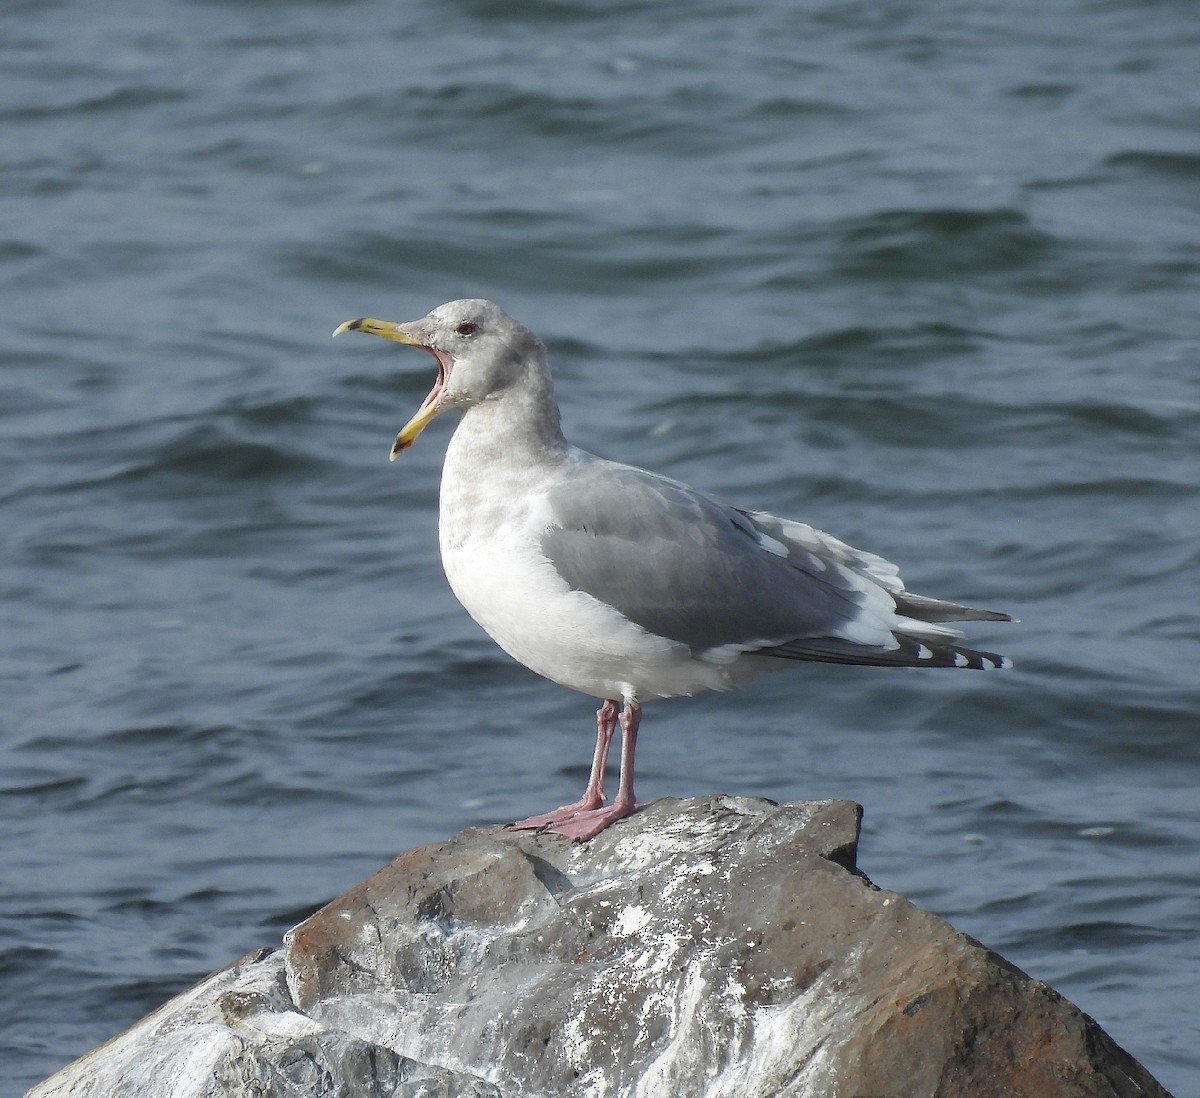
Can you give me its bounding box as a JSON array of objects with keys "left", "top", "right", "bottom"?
[{"left": 334, "top": 299, "right": 1012, "bottom": 841}]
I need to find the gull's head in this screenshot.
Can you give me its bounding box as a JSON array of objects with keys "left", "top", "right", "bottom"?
[{"left": 333, "top": 298, "right": 544, "bottom": 459}]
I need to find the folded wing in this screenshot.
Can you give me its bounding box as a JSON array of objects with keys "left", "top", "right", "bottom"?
[{"left": 537, "top": 457, "right": 1011, "bottom": 670}]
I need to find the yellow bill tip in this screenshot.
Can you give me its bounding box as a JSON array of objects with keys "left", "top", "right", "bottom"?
[
  {"left": 332, "top": 318, "right": 366, "bottom": 338},
  {"left": 331, "top": 317, "right": 420, "bottom": 345},
  {"left": 390, "top": 405, "right": 439, "bottom": 457}
]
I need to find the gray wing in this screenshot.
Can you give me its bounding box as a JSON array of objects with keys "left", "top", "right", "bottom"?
[
  {"left": 539, "top": 459, "right": 896, "bottom": 653},
  {"left": 538, "top": 457, "right": 1013, "bottom": 668}
]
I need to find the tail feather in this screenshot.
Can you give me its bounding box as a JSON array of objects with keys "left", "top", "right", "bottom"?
[{"left": 892, "top": 591, "right": 1014, "bottom": 624}]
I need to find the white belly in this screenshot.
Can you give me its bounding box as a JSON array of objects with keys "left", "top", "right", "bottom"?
[
  {"left": 434, "top": 420, "right": 771, "bottom": 703},
  {"left": 438, "top": 517, "right": 763, "bottom": 703}
]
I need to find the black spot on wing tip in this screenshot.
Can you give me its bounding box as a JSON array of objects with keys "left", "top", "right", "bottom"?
[
  {"left": 760, "top": 635, "right": 1013, "bottom": 670},
  {"left": 946, "top": 646, "right": 1014, "bottom": 670}
]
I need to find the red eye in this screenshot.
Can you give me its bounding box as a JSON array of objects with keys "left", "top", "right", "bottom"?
[{"left": 455, "top": 322, "right": 478, "bottom": 336}]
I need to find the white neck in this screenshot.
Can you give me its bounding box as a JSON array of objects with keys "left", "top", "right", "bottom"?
[{"left": 447, "top": 369, "right": 568, "bottom": 470}]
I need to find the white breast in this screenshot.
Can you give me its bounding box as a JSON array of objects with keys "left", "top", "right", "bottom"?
[{"left": 437, "top": 442, "right": 760, "bottom": 703}]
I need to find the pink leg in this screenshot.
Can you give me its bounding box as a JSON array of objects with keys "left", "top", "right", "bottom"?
[
  {"left": 543, "top": 703, "right": 641, "bottom": 842},
  {"left": 508, "top": 700, "right": 620, "bottom": 831}
]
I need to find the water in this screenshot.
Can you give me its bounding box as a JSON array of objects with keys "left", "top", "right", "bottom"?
[{"left": 3, "top": 0, "right": 1198, "bottom": 1092}]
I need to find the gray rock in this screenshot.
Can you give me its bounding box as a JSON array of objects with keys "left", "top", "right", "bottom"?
[{"left": 27, "top": 796, "right": 1172, "bottom": 1098}]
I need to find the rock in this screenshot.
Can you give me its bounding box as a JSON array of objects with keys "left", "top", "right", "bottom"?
[{"left": 26, "top": 796, "right": 1173, "bottom": 1098}]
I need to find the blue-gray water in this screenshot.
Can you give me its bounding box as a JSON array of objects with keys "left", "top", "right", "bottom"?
[{"left": 3, "top": 0, "right": 1198, "bottom": 1092}]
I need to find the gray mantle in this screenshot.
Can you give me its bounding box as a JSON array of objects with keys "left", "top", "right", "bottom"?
[{"left": 27, "top": 797, "right": 1172, "bottom": 1097}]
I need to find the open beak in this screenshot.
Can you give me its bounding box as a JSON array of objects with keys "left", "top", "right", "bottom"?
[{"left": 332, "top": 317, "right": 454, "bottom": 459}]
